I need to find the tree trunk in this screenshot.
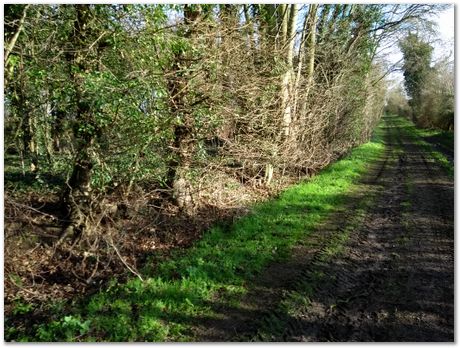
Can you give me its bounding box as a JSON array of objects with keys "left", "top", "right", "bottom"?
[
  {"left": 165, "top": 5, "right": 202, "bottom": 214},
  {"left": 298, "top": 4, "right": 318, "bottom": 120},
  {"left": 316, "top": 5, "right": 330, "bottom": 43},
  {"left": 305, "top": 5, "right": 318, "bottom": 99},
  {"left": 58, "top": 5, "right": 97, "bottom": 245},
  {"left": 279, "top": 4, "right": 288, "bottom": 47},
  {"left": 166, "top": 119, "right": 194, "bottom": 212},
  {"left": 16, "top": 56, "right": 39, "bottom": 173},
  {"left": 281, "top": 4, "right": 298, "bottom": 137},
  {"left": 4, "top": 4, "right": 30, "bottom": 87},
  {"left": 292, "top": 5, "right": 312, "bottom": 124}
]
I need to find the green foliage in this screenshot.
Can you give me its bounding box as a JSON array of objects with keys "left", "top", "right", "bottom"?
[
  {"left": 36, "top": 316, "right": 91, "bottom": 342},
  {"left": 399, "top": 33, "right": 433, "bottom": 110},
  {"left": 4, "top": 152, "right": 69, "bottom": 194},
  {"left": 385, "top": 85, "right": 411, "bottom": 117},
  {"left": 12, "top": 300, "right": 34, "bottom": 316}
]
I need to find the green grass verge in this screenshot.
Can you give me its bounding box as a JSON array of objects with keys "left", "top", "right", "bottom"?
[
  {"left": 417, "top": 128, "right": 454, "bottom": 151},
  {"left": 6, "top": 124, "right": 386, "bottom": 342},
  {"left": 389, "top": 116, "right": 453, "bottom": 177}
]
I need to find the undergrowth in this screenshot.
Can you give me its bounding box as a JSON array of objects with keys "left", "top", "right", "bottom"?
[{"left": 6, "top": 123, "right": 386, "bottom": 342}]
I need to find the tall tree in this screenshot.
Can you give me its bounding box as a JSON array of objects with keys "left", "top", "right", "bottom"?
[
  {"left": 399, "top": 32, "right": 433, "bottom": 122},
  {"left": 58, "top": 5, "right": 101, "bottom": 243},
  {"left": 165, "top": 4, "right": 209, "bottom": 213}
]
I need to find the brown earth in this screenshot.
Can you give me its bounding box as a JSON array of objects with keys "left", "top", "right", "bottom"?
[{"left": 192, "top": 115, "right": 454, "bottom": 342}]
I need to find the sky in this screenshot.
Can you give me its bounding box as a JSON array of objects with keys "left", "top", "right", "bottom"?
[
  {"left": 437, "top": 5, "right": 455, "bottom": 42},
  {"left": 433, "top": 6, "right": 455, "bottom": 60}
]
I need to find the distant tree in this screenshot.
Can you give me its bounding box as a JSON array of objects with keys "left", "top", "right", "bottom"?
[
  {"left": 385, "top": 85, "right": 411, "bottom": 117},
  {"left": 399, "top": 33, "right": 433, "bottom": 123},
  {"left": 419, "top": 58, "right": 454, "bottom": 130}
]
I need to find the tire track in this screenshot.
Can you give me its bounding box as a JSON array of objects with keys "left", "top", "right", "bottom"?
[
  {"left": 272, "top": 115, "right": 454, "bottom": 342},
  {"left": 192, "top": 115, "right": 453, "bottom": 342}
]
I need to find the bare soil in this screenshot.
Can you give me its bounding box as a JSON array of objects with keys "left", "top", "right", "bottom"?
[{"left": 192, "top": 115, "right": 454, "bottom": 342}]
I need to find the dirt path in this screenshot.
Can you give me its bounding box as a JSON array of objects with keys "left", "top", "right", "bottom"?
[{"left": 192, "top": 115, "right": 454, "bottom": 342}]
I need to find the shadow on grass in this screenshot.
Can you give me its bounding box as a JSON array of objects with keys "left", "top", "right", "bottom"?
[{"left": 5, "top": 129, "right": 387, "bottom": 342}]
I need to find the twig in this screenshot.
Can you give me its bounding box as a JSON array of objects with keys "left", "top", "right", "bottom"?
[
  {"left": 106, "top": 237, "right": 144, "bottom": 282},
  {"left": 6, "top": 199, "right": 60, "bottom": 221},
  {"left": 86, "top": 31, "right": 107, "bottom": 53},
  {"left": 6, "top": 276, "right": 40, "bottom": 297}
]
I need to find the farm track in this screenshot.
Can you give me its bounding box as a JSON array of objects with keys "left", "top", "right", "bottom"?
[{"left": 192, "top": 115, "right": 454, "bottom": 342}]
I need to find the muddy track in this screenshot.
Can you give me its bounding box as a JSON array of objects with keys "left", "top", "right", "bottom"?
[{"left": 192, "top": 115, "right": 454, "bottom": 342}]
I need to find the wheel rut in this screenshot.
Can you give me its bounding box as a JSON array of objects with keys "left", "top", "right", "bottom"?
[{"left": 191, "top": 115, "right": 454, "bottom": 342}]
